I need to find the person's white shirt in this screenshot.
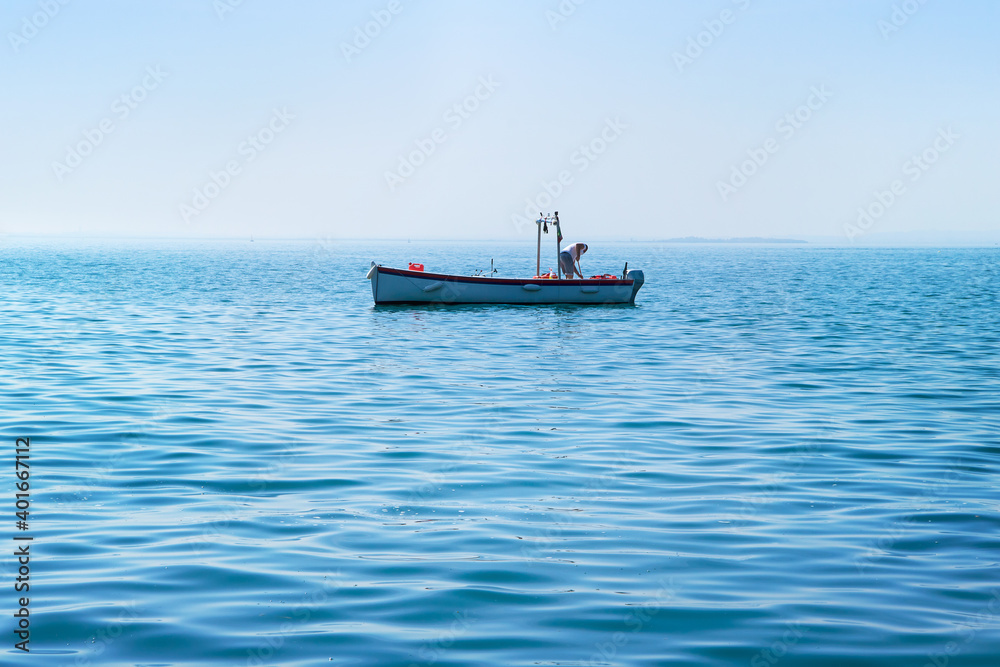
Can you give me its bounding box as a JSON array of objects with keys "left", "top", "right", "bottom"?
[{"left": 561, "top": 243, "right": 587, "bottom": 260}]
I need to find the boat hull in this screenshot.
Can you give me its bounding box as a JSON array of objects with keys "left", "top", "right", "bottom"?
[{"left": 368, "top": 265, "right": 644, "bottom": 305}]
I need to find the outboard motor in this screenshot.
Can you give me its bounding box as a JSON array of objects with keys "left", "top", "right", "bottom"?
[{"left": 626, "top": 269, "right": 645, "bottom": 304}]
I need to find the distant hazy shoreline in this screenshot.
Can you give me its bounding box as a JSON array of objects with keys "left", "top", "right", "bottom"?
[{"left": 657, "top": 237, "right": 807, "bottom": 244}]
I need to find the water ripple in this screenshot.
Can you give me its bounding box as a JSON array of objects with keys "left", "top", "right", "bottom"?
[{"left": 2, "top": 241, "right": 998, "bottom": 665}]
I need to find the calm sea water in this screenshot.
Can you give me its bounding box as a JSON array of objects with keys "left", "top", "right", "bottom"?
[{"left": 2, "top": 239, "right": 999, "bottom": 666}]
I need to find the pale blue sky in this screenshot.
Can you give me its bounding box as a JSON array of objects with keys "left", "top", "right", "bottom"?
[{"left": 1, "top": 0, "right": 997, "bottom": 241}]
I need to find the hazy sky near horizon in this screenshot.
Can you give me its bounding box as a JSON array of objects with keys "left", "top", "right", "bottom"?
[{"left": 1, "top": 0, "right": 997, "bottom": 242}]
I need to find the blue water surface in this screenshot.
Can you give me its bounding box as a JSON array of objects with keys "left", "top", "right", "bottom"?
[{"left": 1, "top": 239, "right": 999, "bottom": 666}]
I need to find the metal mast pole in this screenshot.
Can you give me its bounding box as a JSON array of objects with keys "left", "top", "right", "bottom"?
[
  {"left": 536, "top": 217, "right": 542, "bottom": 277},
  {"left": 554, "top": 212, "right": 561, "bottom": 279}
]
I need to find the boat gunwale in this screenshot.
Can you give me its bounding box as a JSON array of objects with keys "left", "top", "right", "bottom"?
[
  {"left": 376, "top": 265, "right": 634, "bottom": 286},
  {"left": 373, "top": 300, "right": 636, "bottom": 306}
]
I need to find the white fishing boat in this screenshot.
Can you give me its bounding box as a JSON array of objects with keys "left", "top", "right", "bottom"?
[{"left": 367, "top": 213, "right": 645, "bottom": 305}]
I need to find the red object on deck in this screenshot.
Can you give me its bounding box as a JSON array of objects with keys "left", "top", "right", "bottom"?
[{"left": 408, "top": 263, "right": 424, "bottom": 272}]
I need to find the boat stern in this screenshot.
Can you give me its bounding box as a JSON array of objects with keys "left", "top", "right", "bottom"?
[{"left": 626, "top": 269, "right": 645, "bottom": 304}]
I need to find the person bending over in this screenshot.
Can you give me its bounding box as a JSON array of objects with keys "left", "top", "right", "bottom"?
[{"left": 559, "top": 242, "right": 588, "bottom": 279}]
